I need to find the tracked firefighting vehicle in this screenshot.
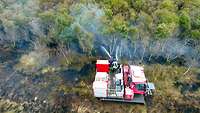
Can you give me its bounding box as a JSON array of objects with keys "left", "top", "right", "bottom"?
[{"left": 92, "top": 47, "right": 155, "bottom": 104}]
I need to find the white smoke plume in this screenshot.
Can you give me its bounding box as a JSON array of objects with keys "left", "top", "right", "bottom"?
[
  {"left": 69, "top": 3, "right": 105, "bottom": 34},
  {"left": 67, "top": 3, "right": 200, "bottom": 67}
]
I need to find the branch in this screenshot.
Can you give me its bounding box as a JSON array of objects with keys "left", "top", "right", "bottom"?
[{"left": 183, "top": 65, "right": 191, "bottom": 75}]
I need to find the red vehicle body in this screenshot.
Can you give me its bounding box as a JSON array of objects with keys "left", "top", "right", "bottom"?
[{"left": 93, "top": 60, "right": 155, "bottom": 104}]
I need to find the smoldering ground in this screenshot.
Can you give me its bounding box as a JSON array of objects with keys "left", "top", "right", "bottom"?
[{"left": 0, "top": 1, "right": 199, "bottom": 112}]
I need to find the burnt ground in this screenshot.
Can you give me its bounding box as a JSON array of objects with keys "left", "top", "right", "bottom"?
[{"left": 0, "top": 47, "right": 199, "bottom": 113}]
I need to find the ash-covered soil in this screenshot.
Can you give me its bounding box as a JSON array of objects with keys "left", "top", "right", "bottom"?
[{"left": 0, "top": 48, "right": 200, "bottom": 113}]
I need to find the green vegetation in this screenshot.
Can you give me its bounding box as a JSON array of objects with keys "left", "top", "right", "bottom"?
[
  {"left": 1, "top": 0, "right": 200, "bottom": 51},
  {"left": 35, "top": 0, "right": 200, "bottom": 52},
  {"left": 0, "top": 0, "right": 200, "bottom": 113}
]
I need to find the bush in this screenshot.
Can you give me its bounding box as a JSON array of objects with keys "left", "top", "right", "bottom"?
[
  {"left": 15, "top": 48, "right": 49, "bottom": 74},
  {"left": 155, "top": 23, "right": 176, "bottom": 38},
  {"left": 191, "top": 30, "right": 200, "bottom": 39},
  {"left": 160, "top": 0, "right": 176, "bottom": 11},
  {"left": 155, "top": 9, "right": 179, "bottom": 24},
  {"left": 154, "top": 9, "right": 179, "bottom": 38},
  {"left": 179, "top": 9, "right": 191, "bottom": 31}
]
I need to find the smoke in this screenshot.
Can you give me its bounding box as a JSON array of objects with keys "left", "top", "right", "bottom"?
[
  {"left": 67, "top": 3, "right": 200, "bottom": 67},
  {"left": 1, "top": 1, "right": 199, "bottom": 67},
  {"left": 96, "top": 35, "right": 200, "bottom": 67},
  {"left": 69, "top": 3, "right": 105, "bottom": 34},
  {"left": 0, "top": 0, "right": 42, "bottom": 47},
  {"left": 15, "top": 44, "right": 49, "bottom": 74}
]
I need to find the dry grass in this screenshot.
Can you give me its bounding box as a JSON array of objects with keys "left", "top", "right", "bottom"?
[
  {"left": 65, "top": 64, "right": 200, "bottom": 113},
  {"left": 145, "top": 64, "right": 200, "bottom": 113}
]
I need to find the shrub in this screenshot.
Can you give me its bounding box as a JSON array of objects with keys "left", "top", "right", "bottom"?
[
  {"left": 179, "top": 9, "right": 191, "bottom": 31},
  {"left": 15, "top": 48, "right": 49, "bottom": 74}
]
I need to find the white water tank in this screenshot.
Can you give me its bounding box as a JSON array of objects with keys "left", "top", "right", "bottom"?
[
  {"left": 93, "top": 72, "right": 108, "bottom": 97},
  {"left": 93, "top": 81, "right": 108, "bottom": 97}
]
